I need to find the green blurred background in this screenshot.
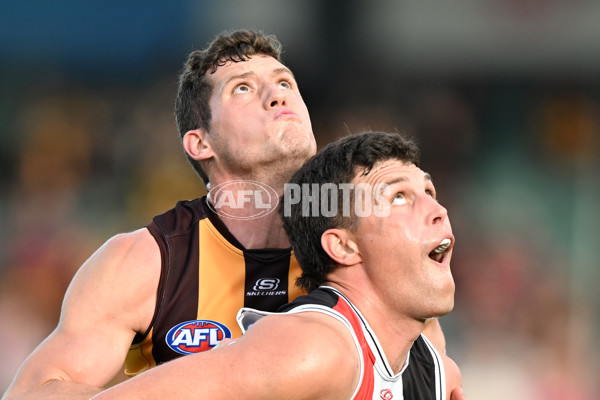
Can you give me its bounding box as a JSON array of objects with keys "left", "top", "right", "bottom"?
[{"left": 1, "top": 1, "right": 599, "bottom": 398}]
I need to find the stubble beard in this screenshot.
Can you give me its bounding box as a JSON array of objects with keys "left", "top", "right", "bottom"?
[{"left": 216, "top": 140, "right": 312, "bottom": 188}]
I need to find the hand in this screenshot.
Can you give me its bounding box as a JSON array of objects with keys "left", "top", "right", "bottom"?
[
  {"left": 450, "top": 387, "right": 466, "bottom": 400},
  {"left": 213, "top": 338, "right": 238, "bottom": 349}
]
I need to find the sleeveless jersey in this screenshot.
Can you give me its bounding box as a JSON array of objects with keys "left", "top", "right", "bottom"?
[
  {"left": 124, "top": 197, "right": 305, "bottom": 375},
  {"left": 238, "top": 286, "right": 446, "bottom": 400}
]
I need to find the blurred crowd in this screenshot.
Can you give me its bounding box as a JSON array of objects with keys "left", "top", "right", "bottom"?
[
  {"left": 1, "top": 68, "right": 599, "bottom": 399},
  {"left": 2, "top": 2, "right": 600, "bottom": 399}
]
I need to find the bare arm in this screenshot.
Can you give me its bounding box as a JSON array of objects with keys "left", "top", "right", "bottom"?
[
  {"left": 422, "top": 319, "right": 465, "bottom": 399},
  {"left": 2, "top": 229, "right": 160, "bottom": 400},
  {"left": 443, "top": 353, "right": 464, "bottom": 400},
  {"left": 92, "top": 312, "right": 360, "bottom": 400},
  {"left": 422, "top": 318, "right": 446, "bottom": 354}
]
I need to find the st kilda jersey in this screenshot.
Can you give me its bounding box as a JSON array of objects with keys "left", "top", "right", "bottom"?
[
  {"left": 124, "top": 197, "right": 305, "bottom": 375},
  {"left": 238, "top": 287, "right": 446, "bottom": 400}
]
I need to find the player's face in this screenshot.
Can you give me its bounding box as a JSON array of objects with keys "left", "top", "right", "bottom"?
[
  {"left": 351, "top": 160, "right": 455, "bottom": 320},
  {"left": 206, "top": 55, "right": 316, "bottom": 179}
]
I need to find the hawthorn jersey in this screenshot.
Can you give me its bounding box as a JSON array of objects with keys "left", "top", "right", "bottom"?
[
  {"left": 124, "top": 197, "right": 305, "bottom": 375},
  {"left": 238, "top": 287, "right": 446, "bottom": 400}
]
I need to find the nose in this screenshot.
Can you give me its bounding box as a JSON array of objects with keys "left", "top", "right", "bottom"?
[
  {"left": 264, "top": 82, "right": 287, "bottom": 109},
  {"left": 428, "top": 197, "right": 449, "bottom": 226}
]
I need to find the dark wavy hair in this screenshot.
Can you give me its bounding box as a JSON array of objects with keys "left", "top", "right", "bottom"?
[
  {"left": 174, "top": 30, "right": 283, "bottom": 185},
  {"left": 280, "top": 131, "right": 421, "bottom": 292}
]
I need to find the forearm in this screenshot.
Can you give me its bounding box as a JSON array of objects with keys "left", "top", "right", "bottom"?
[
  {"left": 2, "top": 379, "right": 102, "bottom": 400},
  {"left": 90, "top": 353, "right": 223, "bottom": 400},
  {"left": 1, "top": 338, "right": 123, "bottom": 400}
]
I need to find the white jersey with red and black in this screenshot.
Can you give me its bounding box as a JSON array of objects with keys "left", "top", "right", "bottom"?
[{"left": 238, "top": 286, "right": 446, "bottom": 400}]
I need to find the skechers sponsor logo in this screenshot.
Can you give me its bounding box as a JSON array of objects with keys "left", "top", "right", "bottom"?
[
  {"left": 247, "top": 278, "right": 286, "bottom": 296},
  {"left": 166, "top": 320, "right": 232, "bottom": 355}
]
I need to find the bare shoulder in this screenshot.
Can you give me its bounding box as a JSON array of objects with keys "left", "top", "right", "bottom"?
[
  {"left": 79, "top": 227, "right": 159, "bottom": 289},
  {"left": 64, "top": 227, "right": 160, "bottom": 332},
  {"left": 2, "top": 228, "right": 163, "bottom": 397},
  {"left": 54, "top": 227, "right": 162, "bottom": 380},
  {"left": 92, "top": 227, "right": 159, "bottom": 275}
]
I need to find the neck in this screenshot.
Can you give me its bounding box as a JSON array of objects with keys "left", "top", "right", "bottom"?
[
  {"left": 380, "top": 315, "right": 426, "bottom": 374},
  {"left": 207, "top": 177, "right": 290, "bottom": 249},
  {"left": 326, "top": 281, "right": 426, "bottom": 374},
  {"left": 220, "top": 210, "right": 290, "bottom": 249}
]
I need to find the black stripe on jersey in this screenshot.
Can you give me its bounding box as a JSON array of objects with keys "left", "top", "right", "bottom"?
[
  {"left": 243, "top": 249, "right": 291, "bottom": 310},
  {"left": 277, "top": 286, "right": 340, "bottom": 312},
  {"left": 402, "top": 336, "right": 438, "bottom": 400},
  {"left": 421, "top": 335, "right": 443, "bottom": 400}
]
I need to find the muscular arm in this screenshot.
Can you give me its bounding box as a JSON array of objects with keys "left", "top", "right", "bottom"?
[
  {"left": 2, "top": 229, "right": 160, "bottom": 400},
  {"left": 422, "top": 319, "right": 465, "bottom": 399},
  {"left": 422, "top": 318, "right": 446, "bottom": 354},
  {"left": 92, "top": 312, "right": 360, "bottom": 400},
  {"left": 443, "top": 353, "right": 464, "bottom": 400}
]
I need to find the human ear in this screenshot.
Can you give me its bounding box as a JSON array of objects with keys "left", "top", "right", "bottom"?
[
  {"left": 183, "top": 129, "right": 215, "bottom": 161},
  {"left": 321, "top": 229, "right": 362, "bottom": 267}
]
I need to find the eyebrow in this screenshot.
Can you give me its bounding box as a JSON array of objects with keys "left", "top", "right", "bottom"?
[
  {"left": 383, "top": 176, "right": 408, "bottom": 187},
  {"left": 272, "top": 67, "right": 295, "bottom": 79},
  {"left": 222, "top": 67, "right": 295, "bottom": 90},
  {"left": 222, "top": 71, "right": 256, "bottom": 89},
  {"left": 379, "top": 173, "right": 434, "bottom": 192}
]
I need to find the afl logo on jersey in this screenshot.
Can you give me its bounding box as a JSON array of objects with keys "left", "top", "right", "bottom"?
[{"left": 165, "top": 320, "right": 232, "bottom": 355}]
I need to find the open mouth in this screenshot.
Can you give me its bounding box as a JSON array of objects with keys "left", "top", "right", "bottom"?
[{"left": 429, "top": 238, "right": 451, "bottom": 263}]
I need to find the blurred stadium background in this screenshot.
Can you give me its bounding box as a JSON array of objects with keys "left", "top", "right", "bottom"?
[{"left": 1, "top": 1, "right": 599, "bottom": 398}]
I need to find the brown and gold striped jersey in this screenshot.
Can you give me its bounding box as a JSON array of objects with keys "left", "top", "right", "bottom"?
[{"left": 124, "top": 197, "right": 304, "bottom": 375}]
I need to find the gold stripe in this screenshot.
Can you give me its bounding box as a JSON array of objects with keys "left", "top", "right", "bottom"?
[
  {"left": 197, "top": 219, "right": 246, "bottom": 338},
  {"left": 124, "top": 328, "right": 156, "bottom": 376}
]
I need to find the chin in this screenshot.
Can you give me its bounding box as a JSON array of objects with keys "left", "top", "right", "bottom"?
[
  {"left": 427, "top": 291, "right": 455, "bottom": 318},
  {"left": 436, "top": 297, "right": 455, "bottom": 316},
  {"left": 281, "top": 145, "right": 315, "bottom": 166},
  {"left": 280, "top": 127, "right": 316, "bottom": 152}
]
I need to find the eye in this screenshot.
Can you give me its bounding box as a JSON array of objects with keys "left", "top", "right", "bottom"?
[
  {"left": 426, "top": 189, "right": 437, "bottom": 200},
  {"left": 391, "top": 192, "right": 407, "bottom": 205},
  {"left": 279, "top": 79, "right": 292, "bottom": 89},
  {"left": 233, "top": 83, "right": 251, "bottom": 94}
]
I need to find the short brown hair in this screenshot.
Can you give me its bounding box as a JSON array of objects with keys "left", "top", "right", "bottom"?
[
  {"left": 281, "top": 131, "right": 421, "bottom": 292},
  {"left": 175, "top": 30, "right": 283, "bottom": 185}
]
